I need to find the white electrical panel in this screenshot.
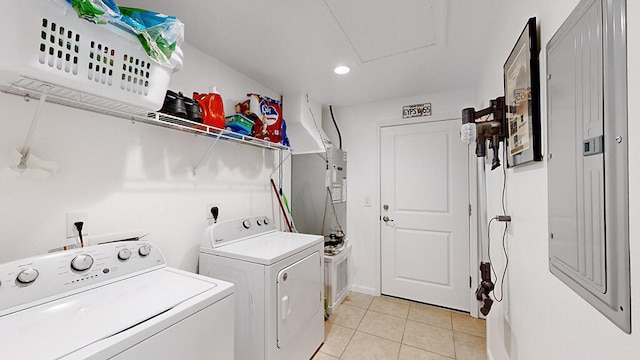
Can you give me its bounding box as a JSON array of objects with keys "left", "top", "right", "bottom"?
[
  {"left": 547, "top": 0, "right": 630, "bottom": 333},
  {"left": 548, "top": 0, "right": 605, "bottom": 295}
]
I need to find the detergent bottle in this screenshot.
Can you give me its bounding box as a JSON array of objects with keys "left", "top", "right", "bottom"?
[{"left": 193, "top": 87, "right": 225, "bottom": 131}]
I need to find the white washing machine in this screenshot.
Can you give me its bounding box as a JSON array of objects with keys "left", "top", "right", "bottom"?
[
  {"left": 0, "top": 241, "right": 234, "bottom": 359},
  {"left": 199, "top": 216, "right": 324, "bottom": 360}
]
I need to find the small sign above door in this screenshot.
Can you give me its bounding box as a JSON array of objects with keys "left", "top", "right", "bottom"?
[{"left": 402, "top": 103, "right": 432, "bottom": 119}]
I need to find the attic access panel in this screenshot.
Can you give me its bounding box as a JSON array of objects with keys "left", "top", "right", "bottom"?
[
  {"left": 547, "top": 0, "right": 630, "bottom": 333},
  {"left": 323, "top": 0, "right": 444, "bottom": 62}
]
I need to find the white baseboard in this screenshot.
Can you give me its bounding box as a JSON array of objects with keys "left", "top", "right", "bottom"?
[{"left": 350, "top": 285, "right": 379, "bottom": 297}]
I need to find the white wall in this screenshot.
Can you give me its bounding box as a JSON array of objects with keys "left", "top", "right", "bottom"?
[
  {"left": 324, "top": 89, "right": 476, "bottom": 295},
  {"left": 475, "top": 1, "right": 640, "bottom": 359},
  {"left": 0, "top": 42, "right": 289, "bottom": 272}
]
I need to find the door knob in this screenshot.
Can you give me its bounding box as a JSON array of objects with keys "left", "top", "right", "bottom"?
[{"left": 382, "top": 216, "right": 394, "bottom": 222}]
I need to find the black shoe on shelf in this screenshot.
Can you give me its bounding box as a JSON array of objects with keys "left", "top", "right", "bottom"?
[
  {"left": 160, "top": 90, "right": 187, "bottom": 119},
  {"left": 183, "top": 96, "right": 203, "bottom": 123}
]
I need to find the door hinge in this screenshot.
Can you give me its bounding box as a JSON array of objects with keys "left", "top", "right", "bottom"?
[
  {"left": 469, "top": 204, "right": 472, "bottom": 216},
  {"left": 470, "top": 276, "right": 472, "bottom": 288}
]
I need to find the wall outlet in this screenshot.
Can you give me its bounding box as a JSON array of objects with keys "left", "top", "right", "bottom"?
[
  {"left": 66, "top": 212, "right": 88, "bottom": 239},
  {"left": 205, "top": 203, "right": 219, "bottom": 221}
]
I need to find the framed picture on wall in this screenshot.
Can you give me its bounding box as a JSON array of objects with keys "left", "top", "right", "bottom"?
[{"left": 504, "top": 17, "right": 542, "bottom": 167}]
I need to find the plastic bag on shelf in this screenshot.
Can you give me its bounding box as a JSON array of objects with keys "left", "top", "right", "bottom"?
[
  {"left": 118, "top": 7, "right": 184, "bottom": 67},
  {"left": 66, "top": 0, "right": 121, "bottom": 24},
  {"left": 281, "top": 119, "right": 290, "bottom": 147},
  {"left": 66, "top": 0, "right": 184, "bottom": 67},
  {"left": 235, "top": 94, "right": 283, "bottom": 143}
]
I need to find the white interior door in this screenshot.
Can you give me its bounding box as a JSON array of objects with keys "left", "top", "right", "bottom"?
[{"left": 381, "top": 120, "right": 470, "bottom": 311}]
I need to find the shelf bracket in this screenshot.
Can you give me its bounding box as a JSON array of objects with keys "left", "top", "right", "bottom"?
[
  {"left": 192, "top": 133, "right": 224, "bottom": 176},
  {"left": 269, "top": 150, "right": 291, "bottom": 179},
  {"left": 17, "top": 92, "right": 48, "bottom": 169}
]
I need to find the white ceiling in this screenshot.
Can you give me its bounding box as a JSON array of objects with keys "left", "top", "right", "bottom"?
[
  {"left": 324, "top": 0, "right": 442, "bottom": 62},
  {"left": 124, "top": 0, "right": 498, "bottom": 107}
]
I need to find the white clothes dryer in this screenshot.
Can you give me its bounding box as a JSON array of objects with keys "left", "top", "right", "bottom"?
[
  {"left": 0, "top": 241, "right": 234, "bottom": 359},
  {"left": 200, "top": 216, "right": 324, "bottom": 360}
]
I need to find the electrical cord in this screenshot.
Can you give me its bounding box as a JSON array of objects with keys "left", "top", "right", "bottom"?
[
  {"left": 320, "top": 185, "right": 346, "bottom": 238},
  {"left": 487, "top": 217, "right": 508, "bottom": 302},
  {"left": 502, "top": 146, "right": 507, "bottom": 214},
  {"left": 488, "top": 146, "right": 509, "bottom": 302},
  {"left": 329, "top": 105, "right": 342, "bottom": 150},
  {"left": 74, "top": 221, "right": 84, "bottom": 248},
  {"left": 321, "top": 187, "right": 329, "bottom": 235},
  {"left": 326, "top": 187, "right": 345, "bottom": 234}
]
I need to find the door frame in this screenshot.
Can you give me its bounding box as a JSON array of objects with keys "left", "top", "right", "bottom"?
[{"left": 376, "top": 117, "right": 479, "bottom": 318}]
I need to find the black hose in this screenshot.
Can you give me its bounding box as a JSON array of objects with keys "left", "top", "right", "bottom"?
[{"left": 329, "top": 105, "right": 342, "bottom": 150}]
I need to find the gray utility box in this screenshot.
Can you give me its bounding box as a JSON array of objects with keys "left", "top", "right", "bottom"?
[
  {"left": 547, "top": 0, "right": 630, "bottom": 332},
  {"left": 291, "top": 146, "right": 347, "bottom": 238}
]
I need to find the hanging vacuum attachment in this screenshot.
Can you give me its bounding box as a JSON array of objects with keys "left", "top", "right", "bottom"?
[{"left": 476, "top": 262, "right": 494, "bottom": 316}]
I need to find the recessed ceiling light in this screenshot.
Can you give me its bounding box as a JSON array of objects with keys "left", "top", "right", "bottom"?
[{"left": 334, "top": 65, "right": 350, "bottom": 75}]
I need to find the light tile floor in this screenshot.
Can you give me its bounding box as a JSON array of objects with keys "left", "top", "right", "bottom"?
[{"left": 312, "top": 292, "right": 487, "bottom": 360}]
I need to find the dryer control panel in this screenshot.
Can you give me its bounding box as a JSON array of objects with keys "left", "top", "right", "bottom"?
[
  {"left": 202, "top": 216, "right": 275, "bottom": 248},
  {"left": 0, "top": 241, "right": 165, "bottom": 316}
]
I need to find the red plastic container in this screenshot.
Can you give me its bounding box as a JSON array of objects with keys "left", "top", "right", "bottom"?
[{"left": 193, "top": 92, "right": 225, "bottom": 130}]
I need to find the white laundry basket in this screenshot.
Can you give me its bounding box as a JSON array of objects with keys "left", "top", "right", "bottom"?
[{"left": 0, "top": 0, "right": 176, "bottom": 111}]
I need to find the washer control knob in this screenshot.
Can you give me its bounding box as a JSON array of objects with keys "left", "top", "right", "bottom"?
[
  {"left": 263, "top": 218, "right": 269, "bottom": 225},
  {"left": 138, "top": 245, "right": 151, "bottom": 257},
  {"left": 118, "top": 248, "right": 132, "bottom": 261},
  {"left": 242, "top": 220, "right": 251, "bottom": 229},
  {"left": 257, "top": 219, "right": 263, "bottom": 226},
  {"left": 17, "top": 269, "right": 39, "bottom": 284},
  {"left": 71, "top": 254, "right": 94, "bottom": 272}
]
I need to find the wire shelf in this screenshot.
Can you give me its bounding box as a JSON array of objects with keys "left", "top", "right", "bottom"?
[{"left": 1, "top": 77, "right": 291, "bottom": 152}]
